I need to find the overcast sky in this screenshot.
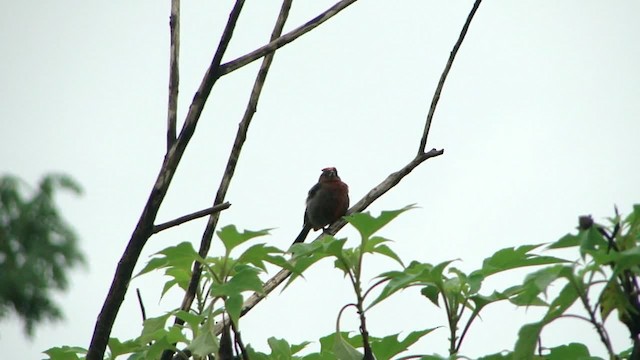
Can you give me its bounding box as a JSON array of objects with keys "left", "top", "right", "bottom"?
[{"left": 1, "top": 1, "right": 639, "bottom": 359}]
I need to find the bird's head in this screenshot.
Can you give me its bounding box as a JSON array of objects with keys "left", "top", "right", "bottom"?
[{"left": 319, "top": 167, "right": 340, "bottom": 182}]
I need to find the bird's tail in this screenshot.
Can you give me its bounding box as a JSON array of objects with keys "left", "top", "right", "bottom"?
[{"left": 292, "top": 225, "right": 311, "bottom": 245}]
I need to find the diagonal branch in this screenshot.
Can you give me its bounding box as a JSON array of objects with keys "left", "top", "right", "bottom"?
[
  {"left": 418, "top": 0, "right": 483, "bottom": 154},
  {"left": 86, "top": 2, "right": 245, "bottom": 359},
  {"left": 212, "top": 149, "right": 444, "bottom": 335},
  {"left": 162, "top": 1, "right": 294, "bottom": 360},
  {"left": 218, "top": 0, "right": 358, "bottom": 77},
  {"left": 176, "top": 0, "right": 293, "bottom": 318},
  {"left": 152, "top": 202, "right": 231, "bottom": 234},
  {"left": 166, "top": 0, "right": 180, "bottom": 152}
]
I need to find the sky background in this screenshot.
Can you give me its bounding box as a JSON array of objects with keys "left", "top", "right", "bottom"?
[{"left": 1, "top": 0, "right": 639, "bottom": 358}]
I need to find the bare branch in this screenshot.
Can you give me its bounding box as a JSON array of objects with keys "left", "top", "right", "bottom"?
[
  {"left": 213, "top": 148, "right": 444, "bottom": 335},
  {"left": 166, "top": 0, "right": 180, "bottom": 152},
  {"left": 152, "top": 202, "right": 231, "bottom": 234},
  {"left": 418, "top": 0, "right": 483, "bottom": 154},
  {"left": 218, "top": 0, "right": 358, "bottom": 77},
  {"left": 162, "top": 1, "right": 294, "bottom": 359},
  {"left": 86, "top": 2, "right": 245, "bottom": 359},
  {"left": 176, "top": 0, "right": 293, "bottom": 317}
]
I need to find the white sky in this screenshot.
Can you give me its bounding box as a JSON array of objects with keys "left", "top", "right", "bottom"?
[{"left": 1, "top": 1, "right": 639, "bottom": 359}]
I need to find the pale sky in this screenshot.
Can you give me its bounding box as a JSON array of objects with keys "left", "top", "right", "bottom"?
[{"left": 1, "top": 1, "right": 639, "bottom": 359}]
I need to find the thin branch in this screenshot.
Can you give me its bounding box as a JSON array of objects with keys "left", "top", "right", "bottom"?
[
  {"left": 162, "top": 2, "right": 293, "bottom": 359},
  {"left": 152, "top": 202, "right": 231, "bottom": 234},
  {"left": 455, "top": 308, "right": 479, "bottom": 353},
  {"left": 86, "top": 1, "right": 245, "bottom": 358},
  {"left": 218, "top": 0, "right": 358, "bottom": 76},
  {"left": 176, "top": 0, "right": 292, "bottom": 321},
  {"left": 166, "top": 0, "right": 180, "bottom": 152},
  {"left": 213, "top": 148, "right": 444, "bottom": 335},
  {"left": 418, "top": 0, "right": 483, "bottom": 154},
  {"left": 135, "top": 289, "right": 147, "bottom": 322},
  {"left": 336, "top": 303, "right": 359, "bottom": 331},
  {"left": 572, "top": 276, "right": 616, "bottom": 357},
  {"left": 362, "top": 277, "right": 391, "bottom": 302}
]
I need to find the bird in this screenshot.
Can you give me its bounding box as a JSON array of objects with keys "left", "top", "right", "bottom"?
[{"left": 292, "top": 167, "right": 349, "bottom": 244}]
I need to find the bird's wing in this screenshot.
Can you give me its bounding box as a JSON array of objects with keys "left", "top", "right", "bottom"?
[{"left": 306, "top": 182, "right": 321, "bottom": 204}]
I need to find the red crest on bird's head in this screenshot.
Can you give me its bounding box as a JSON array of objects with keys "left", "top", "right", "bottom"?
[{"left": 319, "top": 167, "right": 340, "bottom": 181}]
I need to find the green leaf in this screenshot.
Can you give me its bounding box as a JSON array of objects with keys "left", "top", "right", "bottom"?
[
  {"left": 346, "top": 205, "right": 415, "bottom": 241},
  {"left": 546, "top": 343, "right": 594, "bottom": 360},
  {"left": 225, "top": 293, "right": 243, "bottom": 327},
  {"left": 291, "top": 341, "right": 312, "bottom": 355},
  {"left": 548, "top": 233, "right": 580, "bottom": 249},
  {"left": 138, "top": 313, "right": 171, "bottom": 344},
  {"left": 267, "top": 337, "right": 293, "bottom": 359},
  {"left": 218, "top": 225, "right": 270, "bottom": 254},
  {"left": 210, "top": 264, "right": 263, "bottom": 296},
  {"left": 578, "top": 227, "right": 608, "bottom": 256},
  {"left": 469, "top": 290, "right": 512, "bottom": 312},
  {"left": 420, "top": 285, "right": 440, "bottom": 307},
  {"left": 160, "top": 266, "right": 192, "bottom": 298},
  {"left": 509, "top": 265, "right": 573, "bottom": 306},
  {"left": 370, "top": 328, "right": 437, "bottom": 360},
  {"left": 333, "top": 332, "right": 363, "bottom": 360},
  {"left": 472, "top": 244, "right": 568, "bottom": 278},
  {"left": 287, "top": 237, "right": 348, "bottom": 287},
  {"left": 135, "top": 242, "right": 202, "bottom": 278},
  {"left": 238, "top": 243, "right": 289, "bottom": 272},
  {"left": 107, "top": 337, "right": 140, "bottom": 358},
  {"left": 599, "top": 279, "right": 629, "bottom": 322},
  {"left": 368, "top": 261, "right": 436, "bottom": 309},
  {"left": 174, "top": 310, "right": 205, "bottom": 335},
  {"left": 514, "top": 280, "right": 580, "bottom": 359},
  {"left": 371, "top": 243, "right": 405, "bottom": 267},
  {"left": 188, "top": 323, "right": 220, "bottom": 358},
  {"left": 513, "top": 322, "right": 543, "bottom": 360},
  {"left": 477, "top": 351, "right": 514, "bottom": 360},
  {"left": 43, "top": 346, "right": 86, "bottom": 360},
  {"left": 246, "top": 345, "right": 270, "bottom": 360}
]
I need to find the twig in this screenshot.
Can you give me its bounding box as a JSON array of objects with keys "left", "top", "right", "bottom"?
[
  {"left": 86, "top": 2, "right": 245, "bottom": 359},
  {"left": 152, "top": 202, "right": 231, "bottom": 234},
  {"left": 162, "top": 1, "right": 292, "bottom": 359},
  {"left": 218, "top": 0, "right": 358, "bottom": 76},
  {"left": 213, "top": 149, "right": 444, "bottom": 335},
  {"left": 136, "top": 289, "right": 147, "bottom": 322},
  {"left": 167, "top": 0, "right": 180, "bottom": 152},
  {"left": 176, "top": 0, "right": 292, "bottom": 324},
  {"left": 418, "top": 0, "right": 483, "bottom": 154}
]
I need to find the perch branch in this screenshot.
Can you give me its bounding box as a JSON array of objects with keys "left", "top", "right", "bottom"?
[
  {"left": 166, "top": 0, "right": 180, "bottom": 152},
  {"left": 418, "top": 0, "right": 482, "bottom": 154},
  {"left": 86, "top": 1, "right": 245, "bottom": 359},
  {"left": 218, "top": 0, "right": 358, "bottom": 77},
  {"left": 152, "top": 202, "right": 231, "bottom": 234},
  {"left": 212, "top": 148, "right": 444, "bottom": 335}
]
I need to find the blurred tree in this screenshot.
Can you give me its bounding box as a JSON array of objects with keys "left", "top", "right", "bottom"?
[{"left": 0, "top": 173, "right": 85, "bottom": 336}]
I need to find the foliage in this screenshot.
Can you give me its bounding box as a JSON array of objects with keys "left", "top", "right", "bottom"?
[
  {"left": 46, "top": 204, "right": 640, "bottom": 359},
  {"left": 0, "top": 173, "right": 85, "bottom": 336}
]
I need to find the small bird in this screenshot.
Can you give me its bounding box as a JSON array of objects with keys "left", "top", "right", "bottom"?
[{"left": 293, "top": 167, "right": 349, "bottom": 244}]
